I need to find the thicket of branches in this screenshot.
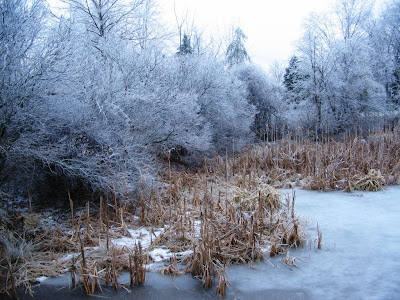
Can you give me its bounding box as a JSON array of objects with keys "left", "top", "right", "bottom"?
[
  {"left": 0, "top": 0, "right": 399, "bottom": 205},
  {"left": 283, "top": 0, "right": 400, "bottom": 133}
]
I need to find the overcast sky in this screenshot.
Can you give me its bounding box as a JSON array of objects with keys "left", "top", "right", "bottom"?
[{"left": 161, "top": 0, "right": 390, "bottom": 71}]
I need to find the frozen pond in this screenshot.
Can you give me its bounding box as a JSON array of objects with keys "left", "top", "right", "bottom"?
[
  {"left": 226, "top": 186, "right": 400, "bottom": 300},
  {"left": 11, "top": 186, "right": 400, "bottom": 299}
]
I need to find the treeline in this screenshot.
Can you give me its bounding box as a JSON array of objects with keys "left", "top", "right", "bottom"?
[
  {"left": 282, "top": 0, "right": 400, "bottom": 134},
  {"left": 0, "top": 0, "right": 399, "bottom": 203}
]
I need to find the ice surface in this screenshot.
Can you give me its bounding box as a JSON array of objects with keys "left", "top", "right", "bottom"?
[
  {"left": 37, "top": 187, "right": 400, "bottom": 299},
  {"left": 59, "top": 253, "right": 76, "bottom": 264},
  {"left": 226, "top": 186, "right": 400, "bottom": 300}
]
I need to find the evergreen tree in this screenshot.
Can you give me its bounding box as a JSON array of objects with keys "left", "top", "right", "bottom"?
[
  {"left": 225, "top": 27, "right": 250, "bottom": 67},
  {"left": 284, "top": 56, "right": 301, "bottom": 92},
  {"left": 177, "top": 34, "right": 193, "bottom": 55}
]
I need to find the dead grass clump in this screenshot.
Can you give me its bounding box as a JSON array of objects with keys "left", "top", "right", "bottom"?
[
  {"left": 353, "top": 169, "right": 385, "bottom": 191},
  {"left": 0, "top": 232, "right": 36, "bottom": 296},
  {"left": 158, "top": 254, "right": 183, "bottom": 276},
  {"left": 153, "top": 234, "right": 191, "bottom": 253},
  {"left": 231, "top": 186, "right": 280, "bottom": 211},
  {"left": 0, "top": 195, "right": 150, "bottom": 296},
  {"left": 142, "top": 156, "right": 309, "bottom": 292},
  {"left": 301, "top": 176, "right": 328, "bottom": 191}
]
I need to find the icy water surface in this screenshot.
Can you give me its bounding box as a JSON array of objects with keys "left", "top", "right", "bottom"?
[
  {"left": 11, "top": 186, "right": 400, "bottom": 299},
  {"left": 226, "top": 186, "right": 400, "bottom": 300}
]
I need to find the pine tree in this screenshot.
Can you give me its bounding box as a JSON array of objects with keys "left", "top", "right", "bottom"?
[
  {"left": 284, "top": 56, "right": 301, "bottom": 92},
  {"left": 177, "top": 34, "right": 193, "bottom": 55}
]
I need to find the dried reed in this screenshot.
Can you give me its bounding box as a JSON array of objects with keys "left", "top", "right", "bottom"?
[{"left": 2, "top": 128, "right": 399, "bottom": 296}]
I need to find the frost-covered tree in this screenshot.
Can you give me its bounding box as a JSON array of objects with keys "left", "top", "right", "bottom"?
[
  {"left": 29, "top": 16, "right": 212, "bottom": 199},
  {"left": 334, "top": 0, "right": 373, "bottom": 41},
  {"left": 132, "top": 0, "right": 167, "bottom": 49},
  {"left": 169, "top": 54, "right": 255, "bottom": 151},
  {"left": 234, "top": 64, "right": 282, "bottom": 139},
  {"left": 0, "top": 0, "right": 257, "bottom": 203},
  {"left": 225, "top": 27, "right": 250, "bottom": 68},
  {"left": 0, "top": 0, "right": 50, "bottom": 189},
  {"left": 63, "top": 0, "right": 144, "bottom": 39},
  {"left": 284, "top": 56, "right": 303, "bottom": 92},
  {"left": 294, "top": 13, "right": 335, "bottom": 128},
  {"left": 288, "top": 0, "right": 388, "bottom": 132},
  {"left": 328, "top": 0, "right": 386, "bottom": 129},
  {"left": 0, "top": 0, "right": 46, "bottom": 141},
  {"left": 375, "top": 0, "right": 400, "bottom": 105},
  {"left": 328, "top": 39, "right": 386, "bottom": 130}
]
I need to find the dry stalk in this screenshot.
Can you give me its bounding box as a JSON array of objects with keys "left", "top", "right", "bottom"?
[
  {"left": 215, "top": 267, "right": 227, "bottom": 297},
  {"left": 68, "top": 190, "right": 74, "bottom": 227},
  {"left": 317, "top": 223, "right": 322, "bottom": 250},
  {"left": 6, "top": 255, "right": 17, "bottom": 299}
]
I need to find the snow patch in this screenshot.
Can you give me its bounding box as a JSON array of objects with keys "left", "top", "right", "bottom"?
[
  {"left": 148, "top": 248, "right": 194, "bottom": 262},
  {"left": 36, "top": 276, "right": 48, "bottom": 283},
  {"left": 112, "top": 227, "right": 164, "bottom": 249},
  {"left": 149, "top": 248, "right": 171, "bottom": 262}
]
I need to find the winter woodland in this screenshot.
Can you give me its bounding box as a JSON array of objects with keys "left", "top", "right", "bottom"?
[{"left": 1, "top": 0, "right": 399, "bottom": 202}]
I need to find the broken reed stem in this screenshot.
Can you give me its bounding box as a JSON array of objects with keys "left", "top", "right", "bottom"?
[
  {"left": 70, "top": 256, "right": 76, "bottom": 289},
  {"left": 215, "top": 268, "right": 227, "bottom": 297},
  {"left": 113, "top": 190, "right": 118, "bottom": 223},
  {"left": 99, "top": 196, "right": 103, "bottom": 232},
  {"left": 68, "top": 190, "right": 74, "bottom": 227},
  {"left": 27, "top": 188, "right": 32, "bottom": 214},
  {"left": 6, "top": 255, "right": 17, "bottom": 299},
  {"left": 112, "top": 250, "right": 118, "bottom": 290},
  {"left": 78, "top": 234, "right": 91, "bottom": 295},
  {"left": 92, "top": 264, "right": 102, "bottom": 294},
  {"left": 106, "top": 218, "right": 110, "bottom": 251},
  {"left": 317, "top": 223, "right": 322, "bottom": 250},
  {"left": 85, "top": 202, "right": 90, "bottom": 241},
  {"left": 129, "top": 254, "right": 134, "bottom": 287},
  {"left": 105, "top": 193, "right": 110, "bottom": 251},
  {"left": 133, "top": 242, "right": 145, "bottom": 285}
]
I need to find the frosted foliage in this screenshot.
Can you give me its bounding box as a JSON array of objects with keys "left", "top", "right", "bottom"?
[
  {"left": 2, "top": 0, "right": 400, "bottom": 202},
  {"left": 0, "top": 0, "right": 46, "bottom": 136},
  {"left": 64, "top": 0, "right": 143, "bottom": 39},
  {"left": 287, "top": 0, "right": 393, "bottom": 132},
  {"left": 167, "top": 55, "right": 256, "bottom": 151},
  {"left": 375, "top": 0, "right": 400, "bottom": 104},
  {"left": 233, "top": 64, "right": 283, "bottom": 136},
  {"left": 326, "top": 40, "right": 386, "bottom": 126},
  {"left": 0, "top": 0, "right": 256, "bottom": 201},
  {"left": 225, "top": 27, "right": 251, "bottom": 68}
]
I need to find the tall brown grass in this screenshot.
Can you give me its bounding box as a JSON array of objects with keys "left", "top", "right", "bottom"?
[
  {"left": 1, "top": 127, "right": 399, "bottom": 296},
  {"left": 206, "top": 127, "right": 400, "bottom": 192}
]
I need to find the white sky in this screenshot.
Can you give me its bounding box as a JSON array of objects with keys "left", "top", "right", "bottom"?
[
  {"left": 48, "top": 0, "right": 390, "bottom": 71},
  {"left": 161, "top": 0, "right": 390, "bottom": 71}
]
